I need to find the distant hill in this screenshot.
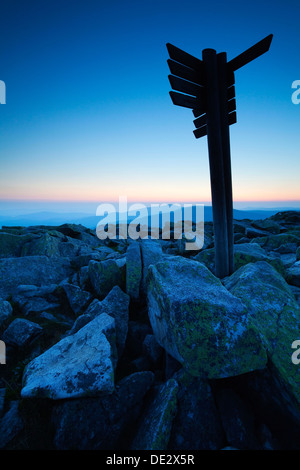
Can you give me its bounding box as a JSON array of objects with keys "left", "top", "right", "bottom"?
[{"left": 1, "top": 205, "right": 299, "bottom": 229}]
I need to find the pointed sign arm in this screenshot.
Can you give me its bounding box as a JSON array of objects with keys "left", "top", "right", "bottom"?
[
  {"left": 166, "top": 43, "right": 204, "bottom": 73},
  {"left": 228, "top": 34, "right": 273, "bottom": 72}
]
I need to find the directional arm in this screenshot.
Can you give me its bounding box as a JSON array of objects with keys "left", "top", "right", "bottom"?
[{"left": 228, "top": 34, "right": 273, "bottom": 72}]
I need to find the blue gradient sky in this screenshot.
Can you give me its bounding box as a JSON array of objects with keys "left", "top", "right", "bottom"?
[{"left": 0, "top": 0, "right": 299, "bottom": 212}]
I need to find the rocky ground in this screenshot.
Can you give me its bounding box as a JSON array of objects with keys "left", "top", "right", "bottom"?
[{"left": 0, "top": 211, "right": 300, "bottom": 450}]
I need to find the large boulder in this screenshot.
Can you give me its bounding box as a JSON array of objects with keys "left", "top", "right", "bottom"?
[
  {"left": 0, "top": 256, "right": 73, "bottom": 299},
  {"left": 88, "top": 259, "right": 125, "bottom": 299},
  {"left": 224, "top": 261, "right": 300, "bottom": 405},
  {"left": 21, "top": 313, "right": 117, "bottom": 400},
  {"left": 146, "top": 257, "right": 267, "bottom": 379}
]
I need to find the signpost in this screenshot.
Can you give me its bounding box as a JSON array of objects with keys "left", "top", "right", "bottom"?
[{"left": 167, "top": 35, "right": 273, "bottom": 278}]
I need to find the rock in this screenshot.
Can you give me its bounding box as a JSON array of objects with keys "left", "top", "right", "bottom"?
[
  {"left": 147, "top": 257, "right": 267, "bottom": 379},
  {"left": 0, "top": 401, "right": 24, "bottom": 449},
  {"left": 21, "top": 233, "right": 61, "bottom": 257},
  {"left": 0, "top": 299, "right": 13, "bottom": 329},
  {"left": 97, "top": 286, "right": 129, "bottom": 357},
  {"left": 246, "top": 227, "right": 269, "bottom": 238},
  {"left": 233, "top": 243, "right": 285, "bottom": 276},
  {"left": 194, "top": 243, "right": 285, "bottom": 277},
  {"left": 61, "top": 283, "right": 92, "bottom": 316},
  {"left": 0, "top": 232, "right": 35, "bottom": 258},
  {"left": 297, "top": 246, "right": 300, "bottom": 261},
  {"left": 0, "top": 256, "right": 73, "bottom": 299},
  {"left": 127, "top": 321, "right": 153, "bottom": 357},
  {"left": 252, "top": 233, "right": 300, "bottom": 251},
  {"left": 3, "top": 318, "right": 43, "bottom": 349},
  {"left": 143, "top": 334, "right": 164, "bottom": 365},
  {"left": 233, "top": 366, "right": 300, "bottom": 450},
  {"left": 215, "top": 387, "right": 260, "bottom": 449},
  {"left": 140, "top": 240, "right": 163, "bottom": 294},
  {"left": 270, "top": 211, "right": 300, "bottom": 226},
  {"left": 88, "top": 259, "right": 125, "bottom": 299},
  {"left": 224, "top": 261, "right": 300, "bottom": 406},
  {"left": 251, "top": 219, "right": 281, "bottom": 234},
  {"left": 71, "top": 250, "right": 112, "bottom": 269},
  {"left": 21, "top": 313, "right": 117, "bottom": 399},
  {"left": 280, "top": 253, "right": 297, "bottom": 268},
  {"left": 52, "top": 371, "right": 154, "bottom": 450},
  {"left": 126, "top": 242, "right": 142, "bottom": 300},
  {"left": 68, "top": 286, "right": 129, "bottom": 356},
  {"left": 273, "top": 243, "right": 298, "bottom": 254},
  {"left": 131, "top": 378, "right": 178, "bottom": 450},
  {"left": 169, "top": 371, "right": 224, "bottom": 450},
  {"left": 286, "top": 261, "right": 300, "bottom": 287},
  {"left": 0, "top": 389, "right": 5, "bottom": 417}
]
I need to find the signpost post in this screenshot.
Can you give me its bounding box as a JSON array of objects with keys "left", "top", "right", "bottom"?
[{"left": 167, "top": 34, "right": 273, "bottom": 277}]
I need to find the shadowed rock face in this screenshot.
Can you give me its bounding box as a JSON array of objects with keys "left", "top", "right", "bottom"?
[
  {"left": 224, "top": 261, "right": 300, "bottom": 406},
  {"left": 1, "top": 211, "right": 300, "bottom": 450},
  {"left": 146, "top": 256, "right": 267, "bottom": 379}
]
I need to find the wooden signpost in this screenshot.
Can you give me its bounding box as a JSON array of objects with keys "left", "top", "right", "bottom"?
[{"left": 167, "top": 35, "right": 273, "bottom": 278}]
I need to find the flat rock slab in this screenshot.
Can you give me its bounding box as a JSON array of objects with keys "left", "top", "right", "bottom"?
[
  {"left": 21, "top": 313, "right": 117, "bottom": 400},
  {"left": 146, "top": 256, "right": 267, "bottom": 379}
]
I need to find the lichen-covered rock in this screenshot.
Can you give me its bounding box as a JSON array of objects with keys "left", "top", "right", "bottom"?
[
  {"left": 21, "top": 233, "right": 62, "bottom": 257},
  {"left": 131, "top": 378, "right": 179, "bottom": 450},
  {"left": 146, "top": 257, "right": 267, "bottom": 379},
  {"left": 21, "top": 313, "right": 117, "bottom": 399},
  {"left": 2, "top": 318, "right": 43, "bottom": 349},
  {"left": 88, "top": 259, "right": 125, "bottom": 299},
  {"left": 126, "top": 242, "right": 142, "bottom": 300},
  {"left": 234, "top": 243, "right": 285, "bottom": 276},
  {"left": 0, "top": 256, "right": 73, "bottom": 299},
  {"left": 224, "top": 261, "right": 300, "bottom": 405}
]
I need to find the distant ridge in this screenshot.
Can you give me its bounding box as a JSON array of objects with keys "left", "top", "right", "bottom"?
[{"left": 1, "top": 206, "right": 299, "bottom": 229}]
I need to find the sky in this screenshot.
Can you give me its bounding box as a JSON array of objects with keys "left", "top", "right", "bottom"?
[{"left": 0, "top": 0, "right": 299, "bottom": 214}]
